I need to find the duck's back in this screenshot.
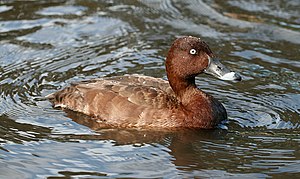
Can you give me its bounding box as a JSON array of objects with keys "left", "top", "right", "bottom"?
[{"left": 48, "top": 74, "right": 182, "bottom": 128}]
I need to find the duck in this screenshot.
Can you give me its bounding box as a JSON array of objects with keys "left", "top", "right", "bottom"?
[{"left": 47, "top": 36, "right": 241, "bottom": 129}]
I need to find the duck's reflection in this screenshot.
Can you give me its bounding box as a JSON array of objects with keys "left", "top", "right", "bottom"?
[{"left": 66, "top": 109, "right": 229, "bottom": 171}]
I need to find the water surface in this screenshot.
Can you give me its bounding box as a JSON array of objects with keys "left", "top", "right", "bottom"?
[{"left": 0, "top": 0, "right": 300, "bottom": 178}]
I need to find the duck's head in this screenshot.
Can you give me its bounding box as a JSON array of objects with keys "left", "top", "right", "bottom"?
[{"left": 166, "top": 36, "right": 241, "bottom": 82}]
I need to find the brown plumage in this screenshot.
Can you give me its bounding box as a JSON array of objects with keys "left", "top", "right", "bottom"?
[{"left": 48, "top": 36, "right": 241, "bottom": 129}]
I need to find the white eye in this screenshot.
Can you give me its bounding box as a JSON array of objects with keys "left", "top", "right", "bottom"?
[{"left": 189, "top": 49, "right": 197, "bottom": 55}]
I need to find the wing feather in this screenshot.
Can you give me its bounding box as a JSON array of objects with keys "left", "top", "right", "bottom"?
[{"left": 48, "top": 75, "right": 179, "bottom": 125}]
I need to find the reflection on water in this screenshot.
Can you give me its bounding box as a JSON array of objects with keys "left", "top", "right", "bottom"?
[{"left": 0, "top": 0, "right": 300, "bottom": 178}]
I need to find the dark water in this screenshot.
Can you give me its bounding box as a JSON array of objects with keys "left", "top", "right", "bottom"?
[{"left": 0, "top": 0, "right": 300, "bottom": 178}]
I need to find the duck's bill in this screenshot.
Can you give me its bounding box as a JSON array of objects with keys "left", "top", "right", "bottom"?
[{"left": 204, "top": 57, "right": 242, "bottom": 81}]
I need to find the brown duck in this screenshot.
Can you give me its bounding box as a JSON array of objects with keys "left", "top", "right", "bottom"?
[{"left": 47, "top": 36, "right": 241, "bottom": 129}]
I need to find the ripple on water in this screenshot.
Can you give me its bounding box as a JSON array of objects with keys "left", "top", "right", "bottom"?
[
  {"left": 227, "top": 0, "right": 300, "bottom": 23},
  {"left": 36, "top": 5, "right": 87, "bottom": 16},
  {"left": 0, "top": 140, "right": 177, "bottom": 178},
  {"left": 0, "top": 5, "right": 13, "bottom": 13},
  {"left": 17, "top": 16, "right": 133, "bottom": 47},
  {"left": 0, "top": 12, "right": 136, "bottom": 124}
]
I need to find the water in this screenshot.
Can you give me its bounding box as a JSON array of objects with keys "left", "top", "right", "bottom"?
[{"left": 0, "top": 0, "right": 299, "bottom": 178}]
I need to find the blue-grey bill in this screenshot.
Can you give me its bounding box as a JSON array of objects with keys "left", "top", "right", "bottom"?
[{"left": 204, "top": 56, "right": 242, "bottom": 81}]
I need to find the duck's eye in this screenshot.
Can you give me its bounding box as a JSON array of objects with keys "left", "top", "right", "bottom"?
[{"left": 189, "top": 49, "right": 197, "bottom": 55}]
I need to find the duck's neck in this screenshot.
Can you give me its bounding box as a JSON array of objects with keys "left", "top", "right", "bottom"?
[{"left": 167, "top": 74, "right": 200, "bottom": 103}]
